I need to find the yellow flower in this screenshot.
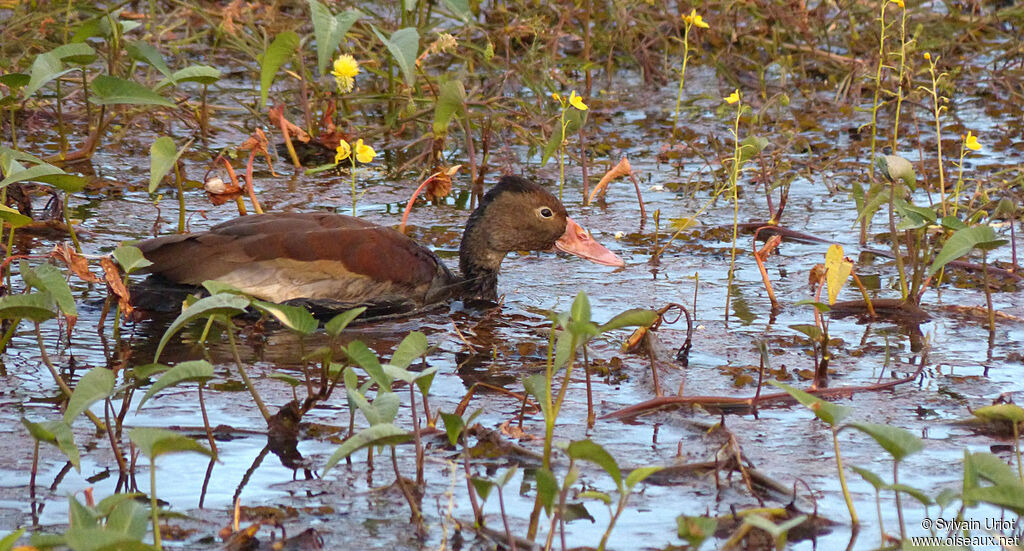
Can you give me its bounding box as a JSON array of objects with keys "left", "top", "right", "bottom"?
[
  {"left": 724, "top": 89, "right": 740, "bottom": 104},
  {"left": 552, "top": 92, "right": 561, "bottom": 102},
  {"left": 893, "top": 0, "right": 904, "bottom": 7},
  {"left": 923, "top": 52, "right": 931, "bottom": 61},
  {"left": 334, "top": 140, "right": 351, "bottom": 164},
  {"left": 964, "top": 131, "right": 981, "bottom": 151},
  {"left": 331, "top": 54, "right": 359, "bottom": 93},
  {"left": 355, "top": 139, "right": 376, "bottom": 163},
  {"left": 569, "top": 90, "right": 588, "bottom": 111},
  {"left": 683, "top": 9, "right": 709, "bottom": 29}
]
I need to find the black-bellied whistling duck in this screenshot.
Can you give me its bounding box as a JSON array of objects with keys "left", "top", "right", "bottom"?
[{"left": 133, "top": 176, "right": 623, "bottom": 313}]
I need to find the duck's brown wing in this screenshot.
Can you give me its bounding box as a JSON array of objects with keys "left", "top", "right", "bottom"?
[{"left": 135, "top": 213, "right": 457, "bottom": 305}]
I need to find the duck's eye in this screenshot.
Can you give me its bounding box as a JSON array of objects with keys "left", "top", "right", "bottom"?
[{"left": 537, "top": 207, "right": 554, "bottom": 219}]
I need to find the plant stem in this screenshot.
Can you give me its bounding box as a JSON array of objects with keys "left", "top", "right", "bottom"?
[
  {"left": 833, "top": 428, "right": 859, "bottom": 524},
  {"left": 150, "top": 460, "right": 162, "bottom": 549},
  {"left": 888, "top": 182, "right": 909, "bottom": 300},
  {"left": 672, "top": 23, "right": 692, "bottom": 140},
  {"left": 224, "top": 318, "right": 271, "bottom": 422},
  {"left": 724, "top": 100, "right": 742, "bottom": 323}
]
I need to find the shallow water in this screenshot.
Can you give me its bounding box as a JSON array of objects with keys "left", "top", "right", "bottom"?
[{"left": 3, "top": 12, "right": 1024, "bottom": 551}]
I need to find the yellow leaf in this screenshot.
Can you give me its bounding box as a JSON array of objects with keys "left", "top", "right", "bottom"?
[{"left": 825, "top": 244, "right": 853, "bottom": 305}]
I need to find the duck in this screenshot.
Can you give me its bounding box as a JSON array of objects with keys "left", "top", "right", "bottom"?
[{"left": 132, "top": 175, "right": 623, "bottom": 314}]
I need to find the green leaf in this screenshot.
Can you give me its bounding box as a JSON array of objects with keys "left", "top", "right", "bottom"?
[
  {"left": 68, "top": 495, "right": 98, "bottom": 529},
  {"left": 20, "top": 261, "right": 76, "bottom": 317},
  {"left": 597, "top": 308, "right": 658, "bottom": 333},
  {"left": 253, "top": 300, "right": 318, "bottom": 335},
  {"left": 381, "top": 365, "right": 438, "bottom": 385},
  {"left": 567, "top": 439, "right": 621, "bottom": 489},
  {"left": 0, "top": 292, "right": 56, "bottom": 321},
  {"left": 64, "top": 367, "right": 115, "bottom": 424},
  {"left": 522, "top": 374, "right": 550, "bottom": 419},
  {"left": 570, "top": 291, "right": 592, "bottom": 324},
  {"left": 788, "top": 323, "right": 823, "bottom": 341},
  {"left": 200, "top": 280, "right": 245, "bottom": 295},
  {"left": 738, "top": 135, "right": 769, "bottom": 164},
  {"left": 51, "top": 42, "right": 97, "bottom": 65},
  {"left": 349, "top": 388, "right": 399, "bottom": 426},
  {"left": 371, "top": 26, "right": 419, "bottom": 87},
  {"left": 889, "top": 483, "right": 933, "bottom": 506},
  {"left": 625, "top": 465, "right": 663, "bottom": 489},
  {"left": 440, "top": 411, "right": 465, "bottom": 446},
  {"left": 324, "top": 306, "right": 366, "bottom": 336},
  {"left": 769, "top": 381, "right": 851, "bottom": 426},
  {"left": 154, "top": 293, "right": 251, "bottom": 361},
  {"left": 441, "top": 0, "right": 473, "bottom": 21},
  {"left": 91, "top": 75, "right": 176, "bottom": 107},
  {"left": 578, "top": 490, "right": 612, "bottom": 505},
  {"left": 113, "top": 245, "right": 154, "bottom": 274},
  {"left": 845, "top": 422, "right": 924, "bottom": 462},
  {"left": 677, "top": 515, "right": 718, "bottom": 549},
  {"left": 0, "top": 162, "right": 65, "bottom": 189},
  {"left": 149, "top": 136, "right": 189, "bottom": 194},
  {"left": 323, "top": 423, "right": 410, "bottom": 472},
  {"left": 156, "top": 65, "right": 221, "bottom": 90},
  {"left": 433, "top": 79, "right": 467, "bottom": 136},
  {"left": 269, "top": 373, "right": 302, "bottom": 387},
  {"left": 850, "top": 465, "right": 886, "bottom": 490},
  {"left": 792, "top": 300, "right": 831, "bottom": 313},
  {"left": 0, "top": 204, "right": 33, "bottom": 228},
  {"left": 21, "top": 418, "right": 79, "bottom": 470},
  {"left": 345, "top": 340, "right": 390, "bottom": 388},
  {"left": 535, "top": 467, "right": 558, "bottom": 515},
  {"left": 928, "top": 225, "right": 1007, "bottom": 276},
  {"left": 126, "top": 41, "right": 174, "bottom": 81},
  {"left": 541, "top": 107, "right": 585, "bottom": 166},
  {"left": 0, "top": 529, "right": 24, "bottom": 551},
  {"left": 35, "top": 173, "right": 88, "bottom": 192},
  {"left": 391, "top": 331, "right": 428, "bottom": 369},
  {"left": 963, "top": 484, "right": 1024, "bottom": 515},
  {"left": 496, "top": 464, "right": 519, "bottom": 487},
  {"left": 964, "top": 451, "right": 1022, "bottom": 489},
  {"left": 103, "top": 499, "right": 150, "bottom": 541},
  {"left": 128, "top": 427, "right": 213, "bottom": 460},
  {"left": 973, "top": 403, "right": 1024, "bottom": 425},
  {"left": 471, "top": 477, "right": 495, "bottom": 501},
  {"left": 259, "top": 31, "right": 300, "bottom": 109},
  {"left": 25, "top": 50, "right": 70, "bottom": 98},
  {"left": 940, "top": 215, "right": 968, "bottom": 231},
  {"left": 137, "top": 360, "right": 215, "bottom": 410},
  {"left": 131, "top": 363, "right": 171, "bottom": 381},
  {"left": 0, "top": 73, "right": 30, "bottom": 90},
  {"left": 875, "top": 154, "right": 916, "bottom": 190},
  {"left": 308, "top": 2, "right": 363, "bottom": 76}
]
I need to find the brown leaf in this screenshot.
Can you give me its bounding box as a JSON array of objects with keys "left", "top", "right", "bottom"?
[
  {"left": 268, "top": 104, "right": 310, "bottom": 143},
  {"left": 589, "top": 156, "right": 632, "bottom": 204},
  {"left": 100, "top": 257, "right": 133, "bottom": 318},
  {"left": 499, "top": 419, "right": 539, "bottom": 441},
  {"left": 755, "top": 234, "right": 783, "bottom": 261},
  {"left": 423, "top": 165, "right": 462, "bottom": 201},
  {"left": 53, "top": 243, "right": 102, "bottom": 283}
]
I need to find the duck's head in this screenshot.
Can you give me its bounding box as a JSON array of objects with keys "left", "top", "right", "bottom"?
[{"left": 458, "top": 175, "right": 623, "bottom": 298}]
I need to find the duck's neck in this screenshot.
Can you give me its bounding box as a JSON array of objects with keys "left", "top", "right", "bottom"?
[{"left": 457, "top": 207, "right": 505, "bottom": 301}]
